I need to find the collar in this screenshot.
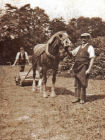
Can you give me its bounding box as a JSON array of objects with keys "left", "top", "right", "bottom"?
[
  {"left": 46, "top": 44, "right": 56, "bottom": 59},
  {"left": 81, "top": 43, "right": 88, "bottom": 48}
]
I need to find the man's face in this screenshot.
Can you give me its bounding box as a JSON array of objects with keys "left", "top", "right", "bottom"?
[
  {"left": 81, "top": 36, "right": 89, "bottom": 45},
  {"left": 20, "top": 48, "right": 24, "bottom": 53}
]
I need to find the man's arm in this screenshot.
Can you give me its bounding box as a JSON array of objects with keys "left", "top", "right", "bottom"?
[
  {"left": 86, "top": 45, "right": 95, "bottom": 74},
  {"left": 12, "top": 52, "right": 19, "bottom": 66},
  {"left": 25, "top": 52, "right": 31, "bottom": 65},
  {"left": 12, "top": 59, "right": 17, "bottom": 66},
  {"left": 65, "top": 46, "right": 80, "bottom": 57}
]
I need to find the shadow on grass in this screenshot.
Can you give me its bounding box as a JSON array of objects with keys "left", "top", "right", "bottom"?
[
  {"left": 87, "top": 94, "right": 105, "bottom": 102},
  {"left": 46, "top": 86, "right": 75, "bottom": 96},
  {"left": 55, "top": 87, "right": 105, "bottom": 102},
  {"left": 47, "top": 86, "right": 105, "bottom": 102},
  {"left": 55, "top": 87, "right": 75, "bottom": 96}
]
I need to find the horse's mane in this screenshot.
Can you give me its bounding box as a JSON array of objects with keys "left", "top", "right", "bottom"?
[{"left": 47, "top": 31, "right": 67, "bottom": 45}]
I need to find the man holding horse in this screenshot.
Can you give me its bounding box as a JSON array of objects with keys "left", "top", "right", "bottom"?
[{"left": 65, "top": 33, "right": 95, "bottom": 104}]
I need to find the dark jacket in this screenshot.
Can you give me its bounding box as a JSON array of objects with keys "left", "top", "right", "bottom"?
[{"left": 73, "top": 44, "right": 90, "bottom": 87}]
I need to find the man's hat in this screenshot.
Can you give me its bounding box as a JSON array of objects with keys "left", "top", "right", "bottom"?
[
  {"left": 81, "top": 33, "right": 91, "bottom": 38},
  {"left": 20, "top": 47, "right": 24, "bottom": 50}
]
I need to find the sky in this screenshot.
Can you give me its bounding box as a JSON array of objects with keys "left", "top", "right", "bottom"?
[{"left": 0, "top": 0, "right": 105, "bottom": 22}]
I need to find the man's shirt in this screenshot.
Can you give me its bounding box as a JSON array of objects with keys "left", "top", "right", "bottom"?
[
  {"left": 16, "top": 52, "right": 29, "bottom": 60},
  {"left": 72, "top": 43, "right": 95, "bottom": 59}
]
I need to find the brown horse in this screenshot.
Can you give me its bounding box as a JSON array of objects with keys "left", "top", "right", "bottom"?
[{"left": 32, "top": 31, "right": 71, "bottom": 97}]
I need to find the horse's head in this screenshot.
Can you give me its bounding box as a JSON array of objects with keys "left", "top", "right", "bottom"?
[
  {"left": 57, "top": 31, "right": 72, "bottom": 59},
  {"left": 46, "top": 31, "right": 72, "bottom": 59},
  {"left": 57, "top": 31, "right": 71, "bottom": 47}
]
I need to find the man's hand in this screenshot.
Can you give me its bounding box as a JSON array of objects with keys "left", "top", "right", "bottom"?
[
  {"left": 12, "top": 64, "right": 15, "bottom": 67},
  {"left": 29, "top": 63, "right": 32, "bottom": 66},
  {"left": 86, "top": 69, "right": 90, "bottom": 75}
]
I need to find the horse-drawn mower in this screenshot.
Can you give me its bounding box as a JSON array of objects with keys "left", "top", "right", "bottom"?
[{"left": 15, "top": 67, "right": 40, "bottom": 86}]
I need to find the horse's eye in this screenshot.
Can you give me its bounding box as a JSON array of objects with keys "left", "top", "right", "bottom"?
[{"left": 59, "top": 34, "right": 62, "bottom": 38}]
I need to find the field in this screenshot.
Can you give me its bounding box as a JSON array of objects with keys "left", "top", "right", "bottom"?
[{"left": 0, "top": 66, "right": 105, "bottom": 140}]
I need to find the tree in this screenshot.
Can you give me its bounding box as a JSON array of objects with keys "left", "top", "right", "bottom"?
[
  {"left": 0, "top": 4, "right": 50, "bottom": 63},
  {"left": 49, "top": 18, "right": 66, "bottom": 35}
]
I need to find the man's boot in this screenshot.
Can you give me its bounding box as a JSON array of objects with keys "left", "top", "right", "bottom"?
[
  {"left": 80, "top": 87, "right": 86, "bottom": 104},
  {"left": 72, "top": 87, "right": 81, "bottom": 103}
]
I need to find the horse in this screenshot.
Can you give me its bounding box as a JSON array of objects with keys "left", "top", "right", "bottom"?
[{"left": 32, "top": 31, "right": 71, "bottom": 98}]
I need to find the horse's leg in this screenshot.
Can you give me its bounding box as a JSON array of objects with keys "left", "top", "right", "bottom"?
[
  {"left": 42, "top": 66, "right": 48, "bottom": 98},
  {"left": 50, "top": 69, "right": 57, "bottom": 97},
  {"left": 38, "top": 66, "right": 43, "bottom": 93},
  {"left": 32, "top": 64, "right": 37, "bottom": 92},
  {"left": 38, "top": 78, "right": 43, "bottom": 92}
]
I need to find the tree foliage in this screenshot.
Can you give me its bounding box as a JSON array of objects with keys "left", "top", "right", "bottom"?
[
  {"left": 0, "top": 4, "right": 50, "bottom": 63},
  {"left": 49, "top": 18, "right": 66, "bottom": 34}
]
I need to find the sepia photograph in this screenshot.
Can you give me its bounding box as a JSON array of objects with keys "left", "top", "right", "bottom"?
[{"left": 0, "top": 0, "right": 105, "bottom": 139}]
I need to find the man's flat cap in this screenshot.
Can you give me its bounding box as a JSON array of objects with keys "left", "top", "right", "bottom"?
[{"left": 81, "top": 33, "right": 91, "bottom": 37}]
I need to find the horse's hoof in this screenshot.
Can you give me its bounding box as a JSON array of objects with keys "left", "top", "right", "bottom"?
[
  {"left": 32, "top": 89, "right": 35, "bottom": 92},
  {"left": 37, "top": 87, "right": 42, "bottom": 93},
  {"left": 32, "top": 88, "right": 36, "bottom": 92},
  {"left": 50, "top": 92, "right": 56, "bottom": 97},
  {"left": 39, "top": 89, "right": 42, "bottom": 93},
  {"left": 43, "top": 93, "right": 48, "bottom": 98}
]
